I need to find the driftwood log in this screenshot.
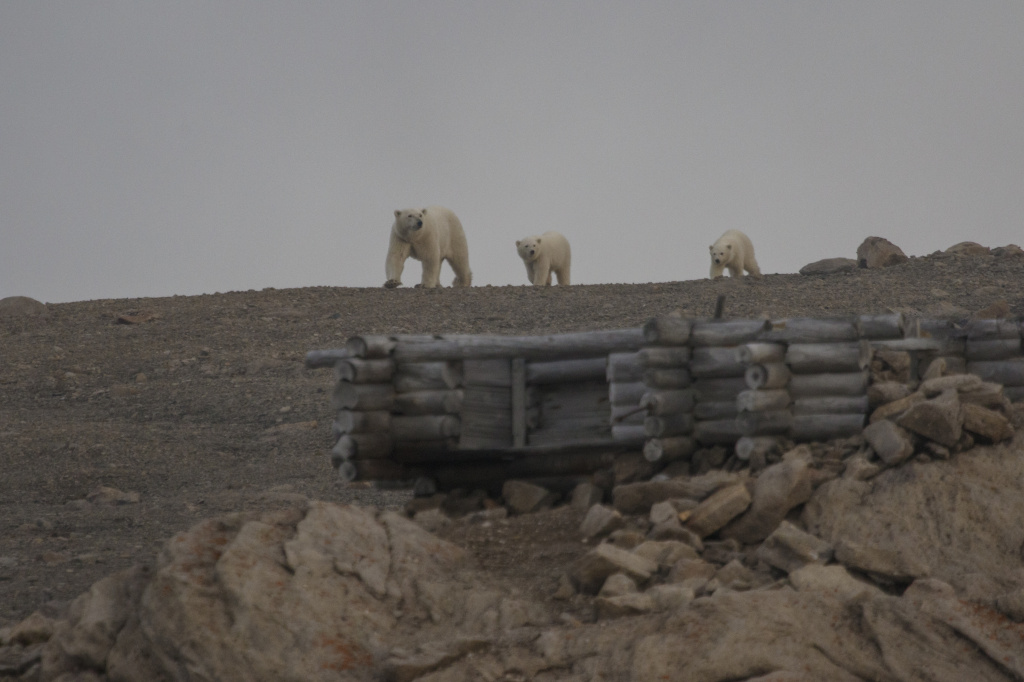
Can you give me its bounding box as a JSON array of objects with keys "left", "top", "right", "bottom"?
[{"left": 643, "top": 436, "right": 697, "bottom": 463}]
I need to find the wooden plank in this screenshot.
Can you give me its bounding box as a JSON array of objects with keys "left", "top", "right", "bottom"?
[
  {"left": 463, "top": 359, "right": 512, "bottom": 387},
  {"left": 966, "top": 359, "right": 1024, "bottom": 386},
  {"left": 526, "top": 357, "right": 606, "bottom": 384},
  {"left": 692, "top": 377, "right": 748, "bottom": 402},
  {"left": 692, "top": 400, "right": 739, "bottom": 420},
  {"left": 965, "top": 339, "right": 1023, "bottom": 361},
  {"left": 392, "top": 390, "right": 463, "bottom": 415},
  {"left": 788, "top": 371, "right": 869, "bottom": 398},
  {"left": 606, "top": 352, "right": 645, "bottom": 382},
  {"left": 394, "top": 362, "right": 460, "bottom": 392},
  {"left": 744, "top": 363, "right": 791, "bottom": 390},
  {"left": 643, "top": 368, "right": 692, "bottom": 389},
  {"left": 693, "top": 418, "right": 743, "bottom": 445},
  {"left": 609, "top": 381, "right": 647, "bottom": 406},
  {"left": 333, "top": 410, "right": 390, "bottom": 435},
  {"left": 790, "top": 414, "right": 865, "bottom": 441},
  {"left": 857, "top": 313, "right": 905, "bottom": 340},
  {"left": 738, "top": 343, "right": 785, "bottom": 365},
  {"left": 331, "top": 382, "right": 395, "bottom": 411},
  {"left": 330, "top": 433, "right": 393, "bottom": 464},
  {"left": 737, "top": 410, "right": 793, "bottom": 436},
  {"left": 643, "top": 316, "right": 693, "bottom": 346},
  {"left": 786, "top": 342, "right": 872, "bottom": 374},
  {"left": 305, "top": 348, "right": 349, "bottom": 369},
  {"left": 736, "top": 389, "right": 791, "bottom": 413},
  {"left": 391, "top": 415, "right": 461, "bottom": 441},
  {"left": 638, "top": 346, "right": 692, "bottom": 368},
  {"left": 793, "top": 396, "right": 870, "bottom": 415},
  {"left": 334, "top": 358, "right": 395, "bottom": 384},
  {"left": 512, "top": 358, "right": 527, "bottom": 448},
  {"left": 640, "top": 389, "right": 696, "bottom": 416},
  {"left": 690, "top": 319, "right": 770, "bottom": 346},
  {"left": 392, "top": 329, "right": 645, "bottom": 362},
  {"left": 690, "top": 346, "right": 746, "bottom": 379},
  {"left": 644, "top": 413, "right": 695, "bottom": 438},
  {"left": 643, "top": 436, "right": 697, "bottom": 463},
  {"left": 337, "top": 459, "right": 409, "bottom": 483},
  {"left": 760, "top": 317, "right": 859, "bottom": 343}
]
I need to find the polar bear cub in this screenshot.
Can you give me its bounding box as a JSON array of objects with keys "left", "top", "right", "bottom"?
[
  {"left": 709, "top": 229, "right": 762, "bottom": 279},
  {"left": 384, "top": 206, "right": 472, "bottom": 288},
  {"left": 516, "top": 231, "right": 571, "bottom": 286}
]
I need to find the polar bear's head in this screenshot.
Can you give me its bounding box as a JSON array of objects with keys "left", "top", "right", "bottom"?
[
  {"left": 393, "top": 209, "right": 427, "bottom": 239},
  {"left": 710, "top": 242, "right": 733, "bottom": 266},
  {"left": 516, "top": 236, "right": 542, "bottom": 262}
]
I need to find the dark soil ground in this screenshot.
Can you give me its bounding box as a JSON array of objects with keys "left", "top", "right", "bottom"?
[{"left": 2, "top": 250, "right": 1023, "bottom": 625}]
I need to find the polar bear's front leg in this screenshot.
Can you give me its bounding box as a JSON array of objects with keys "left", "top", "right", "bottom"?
[
  {"left": 419, "top": 246, "right": 443, "bottom": 288},
  {"left": 709, "top": 263, "right": 725, "bottom": 279},
  {"left": 385, "top": 235, "right": 411, "bottom": 288},
  {"left": 532, "top": 258, "right": 552, "bottom": 286}
]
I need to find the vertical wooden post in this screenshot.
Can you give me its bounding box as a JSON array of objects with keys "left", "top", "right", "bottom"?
[{"left": 512, "top": 357, "right": 527, "bottom": 447}]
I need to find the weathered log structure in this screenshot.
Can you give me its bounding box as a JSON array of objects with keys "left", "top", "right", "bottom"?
[{"left": 308, "top": 314, "right": 1024, "bottom": 490}]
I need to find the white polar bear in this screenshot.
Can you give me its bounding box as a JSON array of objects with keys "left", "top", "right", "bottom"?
[
  {"left": 516, "top": 231, "right": 571, "bottom": 286},
  {"left": 709, "top": 229, "right": 762, "bottom": 279},
  {"left": 384, "top": 206, "right": 472, "bottom": 288}
]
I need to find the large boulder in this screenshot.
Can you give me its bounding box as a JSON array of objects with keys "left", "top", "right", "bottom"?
[
  {"left": 799, "top": 258, "right": 858, "bottom": 276},
  {"left": 37, "top": 502, "right": 538, "bottom": 682},
  {"left": 857, "top": 237, "right": 908, "bottom": 269},
  {"left": 0, "top": 296, "right": 47, "bottom": 319},
  {"left": 803, "top": 442, "right": 1024, "bottom": 602}
]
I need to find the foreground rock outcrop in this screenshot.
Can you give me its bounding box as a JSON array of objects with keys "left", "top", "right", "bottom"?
[{"left": 6, "top": 422, "right": 1024, "bottom": 681}]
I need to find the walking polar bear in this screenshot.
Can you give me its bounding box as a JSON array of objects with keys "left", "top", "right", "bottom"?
[
  {"left": 384, "top": 206, "right": 472, "bottom": 288},
  {"left": 516, "top": 231, "right": 571, "bottom": 286},
  {"left": 709, "top": 229, "right": 762, "bottom": 279}
]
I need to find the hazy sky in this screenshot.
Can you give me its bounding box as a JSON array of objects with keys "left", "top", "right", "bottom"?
[{"left": 2, "top": 2, "right": 1022, "bottom": 303}]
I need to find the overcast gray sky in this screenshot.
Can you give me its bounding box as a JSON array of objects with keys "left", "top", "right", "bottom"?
[{"left": 2, "top": 2, "right": 1022, "bottom": 303}]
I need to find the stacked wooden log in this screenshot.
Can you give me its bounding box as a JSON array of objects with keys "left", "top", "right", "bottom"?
[
  {"left": 309, "top": 316, "right": 1024, "bottom": 490},
  {"left": 309, "top": 329, "right": 646, "bottom": 488},
  {"left": 965, "top": 319, "right": 1024, "bottom": 403}
]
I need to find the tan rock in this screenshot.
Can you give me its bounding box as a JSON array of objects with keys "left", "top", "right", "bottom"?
[
  {"left": 857, "top": 237, "right": 908, "bottom": 269},
  {"left": 502, "top": 480, "right": 556, "bottom": 514},
  {"left": 579, "top": 504, "right": 624, "bottom": 540},
  {"left": 867, "top": 381, "right": 912, "bottom": 406},
  {"left": 755, "top": 521, "right": 834, "bottom": 573},
  {"left": 961, "top": 402, "right": 1014, "bottom": 443},
  {"left": 788, "top": 564, "right": 882, "bottom": 601},
  {"left": 869, "top": 391, "right": 925, "bottom": 423},
  {"left": 897, "top": 389, "right": 963, "bottom": 447},
  {"left": 685, "top": 484, "right": 752, "bottom": 539},
  {"left": 919, "top": 373, "right": 983, "bottom": 396},
  {"left": 721, "top": 458, "right": 814, "bottom": 544},
  {"left": 571, "top": 543, "right": 657, "bottom": 594},
  {"left": 632, "top": 540, "right": 700, "bottom": 568},
  {"left": 863, "top": 419, "right": 916, "bottom": 466}
]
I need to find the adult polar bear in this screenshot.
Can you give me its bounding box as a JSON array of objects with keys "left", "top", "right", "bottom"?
[
  {"left": 384, "top": 206, "right": 472, "bottom": 288},
  {"left": 709, "top": 229, "right": 762, "bottom": 279},
  {"left": 516, "top": 231, "right": 571, "bottom": 286}
]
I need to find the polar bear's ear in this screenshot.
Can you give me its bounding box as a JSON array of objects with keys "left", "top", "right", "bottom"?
[
  {"left": 515, "top": 240, "right": 521, "bottom": 247},
  {"left": 394, "top": 210, "right": 401, "bottom": 218},
  {"left": 536, "top": 237, "right": 542, "bottom": 243},
  {"left": 726, "top": 244, "right": 732, "bottom": 250},
  {"left": 421, "top": 208, "right": 428, "bottom": 215},
  {"left": 709, "top": 245, "right": 714, "bottom": 253}
]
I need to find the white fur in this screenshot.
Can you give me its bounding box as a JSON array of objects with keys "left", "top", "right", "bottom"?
[
  {"left": 384, "top": 206, "right": 472, "bottom": 288},
  {"left": 516, "top": 231, "right": 572, "bottom": 286},
  {"left": 709, "top": 230, "right": 762, "bottom": 279}
]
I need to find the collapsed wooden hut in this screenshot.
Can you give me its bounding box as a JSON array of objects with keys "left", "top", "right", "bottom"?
[
  {"left": 306, "top": 329, "right": 647, "bottom": 491},
  {"left": 307, "top": 314, "right": 1024, "bottom": 492}
]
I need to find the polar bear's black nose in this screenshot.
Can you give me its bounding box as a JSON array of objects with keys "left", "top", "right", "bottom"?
[{"left": 414, "top": 219, "right": 423, "bottom": 228}]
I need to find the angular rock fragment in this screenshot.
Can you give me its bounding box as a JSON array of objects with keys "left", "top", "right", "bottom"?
[
  {"left": 685, "top": 484, "right": 752, "bottom": 539},
  {"left": 863, "top": 419, "right": 916, "bottom": 466},
  {"left": 570, "top": 543, "right": 657, "bottom": 594},
  {"left": 897, "top": 389, "right": 962, "bottom": 447},
  {"left": 755, "top": 521, "right": 833, "bottom": 573}
]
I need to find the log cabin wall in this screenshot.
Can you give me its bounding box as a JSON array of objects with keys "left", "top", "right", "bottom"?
[{"left": 307, "top": 316, "right": 1024, "bottom": 490}]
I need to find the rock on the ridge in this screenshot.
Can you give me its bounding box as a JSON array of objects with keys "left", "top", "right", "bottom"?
[{"left": 857, "top": 236, "right": 908, "bottom": 269}]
